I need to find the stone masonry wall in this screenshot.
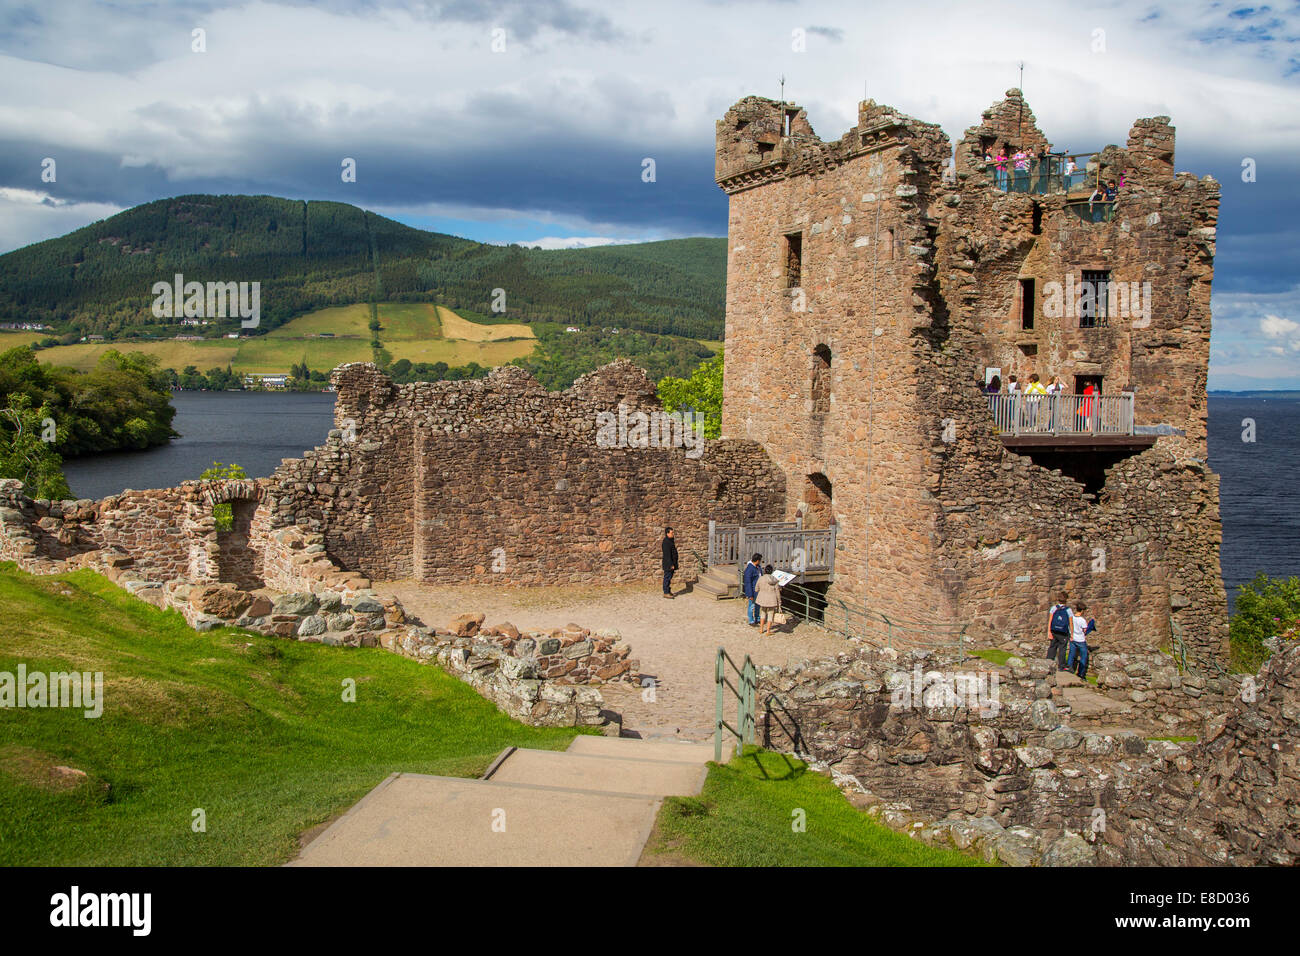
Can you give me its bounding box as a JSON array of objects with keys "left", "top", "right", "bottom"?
[
  {"left": 756, "top": 640, "right": 1292, "bottom": 866},
  {"left": 266, "top": 361, "right": 786, "bottom": 586}
]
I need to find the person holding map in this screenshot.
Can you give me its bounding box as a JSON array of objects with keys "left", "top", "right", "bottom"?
[{"left": 756, "top": 564, "right": 783, "bottom": 635}]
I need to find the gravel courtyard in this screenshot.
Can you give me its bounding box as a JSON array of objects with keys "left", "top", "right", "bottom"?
[{"left": 381, "top": 579, "right": 851, "bottom": 741}]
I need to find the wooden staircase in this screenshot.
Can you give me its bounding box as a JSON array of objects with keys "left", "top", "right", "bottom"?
[{"left": 693, "top": 563, "right": 741, "bottom": 600}]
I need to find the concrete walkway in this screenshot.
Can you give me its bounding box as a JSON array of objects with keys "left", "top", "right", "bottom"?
[{"left": 291, "top": 735, "right": 728, "bottom": 866}]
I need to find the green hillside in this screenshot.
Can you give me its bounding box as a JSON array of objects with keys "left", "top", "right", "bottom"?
[
  {"left": 0, "top": 562, "right": 583, "bottom": 865},
  {"left": 0, "top": 194, "right": 727, "bottom": 341}
]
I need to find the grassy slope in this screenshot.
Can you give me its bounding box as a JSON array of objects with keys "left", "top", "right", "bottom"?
[
  {"left": 647, "top": 748, "right": 981, "bottom": 867},
  {"left": 0, "top": 563, "right": 581, "bottom": 865}
]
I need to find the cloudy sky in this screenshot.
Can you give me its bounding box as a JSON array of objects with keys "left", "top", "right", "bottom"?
[{"left": 1, "top": 0, "right": 1297, "bottom": 387}]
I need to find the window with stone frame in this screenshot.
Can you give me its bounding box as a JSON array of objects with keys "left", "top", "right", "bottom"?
[{"left": 1080, "top": 269, "right": 1111, "bottom": 328}]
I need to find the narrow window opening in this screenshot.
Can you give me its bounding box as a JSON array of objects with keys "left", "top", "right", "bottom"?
[
  {"left": 1031, "top": 201, "right": 1043, "bottom": 235},
  {"left": 1020, "top": 278, "right": 1035, "bottom": 330},
  {"left": 784, "top": 232, "right": 803, "bottom": 288},
  {"left": 811, "top": 345, "right": 832, "bottom": 417}
]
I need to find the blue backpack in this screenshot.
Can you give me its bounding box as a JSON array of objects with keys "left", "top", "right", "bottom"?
[{"left": 1050, "top": 605, "right": 1071, "bottom": 635}]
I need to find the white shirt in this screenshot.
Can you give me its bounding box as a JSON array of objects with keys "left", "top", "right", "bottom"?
[{"left": 1071, "top": 615, "right": 1090, "bottom": 642}]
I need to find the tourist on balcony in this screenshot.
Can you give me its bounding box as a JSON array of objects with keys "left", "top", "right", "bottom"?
[
  {"left": 1066, "top": 603, "right": 1096, "bottom": 678},
  {"left": 743, "top": 553, "right": 763, "bottom": 626},
  {"left": 1004, "top": 375, "right": 1020, "bottom": 431},
  {"left": 1077, "top": 382, "right": 1097, "bottom": 430},
  {"left": 1012, "top": 149, "right": 1030, "bottom": 190},
  {"left": 993, "top": 150, "right": 1008, "bottom": 189},
  {"left": 1064, "top": 157, "right": 1079, "bottom": 189},
  {"left": 1046, "top": 593, "right": 1073, "bottom": 671},
  {"left": 756, "top": 564, "right": 783, "bottom": 635},
  {"left": 1104, "top": 180, "right": 1118, "bottom": 202},
  {"left": 661, "top": 527, "right": 678, "bottom": 599},
  {"left": 1046, "top": 376, "right": 1065, "bottom": 430},
  {"left": 1024, "top": 373, "right": 1047, "bottom": 428}
]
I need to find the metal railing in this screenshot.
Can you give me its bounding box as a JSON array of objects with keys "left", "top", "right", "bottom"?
[
  {"left": 779, "top": 581, "right": 968, "bottom": 654},
  {"left": 715, "top": 646, "right": 756, "bottom": 762},
  {"left": 1065, "top": 199, "right": 1116, "bottom": 223},
  {"left": 708, "top": 519, "right": 835, "bottom": 576},
  {"left": 985, "top": 151, "right": 1101, "bottom": 195},
  {"left": 988, "top": 392, "right": 1134, "bottom": 437}
]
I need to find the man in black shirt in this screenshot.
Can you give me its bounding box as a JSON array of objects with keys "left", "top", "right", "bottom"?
[{"left": 661, "top": 527, "right": 679, "bottom": 598}]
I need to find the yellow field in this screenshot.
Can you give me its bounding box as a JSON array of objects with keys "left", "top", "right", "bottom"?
[
  {"left": 35, "top": 339, "right": 242, "bottom": 370},
  {"left": 28, "top": 303, "right": 538, "bottom": 374},
  {"left": 435, "top": 306, "right": 533, "bottom": 342},
  {"left": 0, "top": 331, "right": 49, "bottom": 349}
]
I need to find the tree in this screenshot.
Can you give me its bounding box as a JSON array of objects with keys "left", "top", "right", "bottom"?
[
  {"left": 0, "top": 393, "right": 72, "bottom": 499},
  {"left": 199, "top": 461, "right": 248, "bottom": 532},
  {"left": 1230, "top": 573, "right": 1300, "bottom": 672},
  {"left": 657, "top": 350, "right": 723, "bottom": 439}
]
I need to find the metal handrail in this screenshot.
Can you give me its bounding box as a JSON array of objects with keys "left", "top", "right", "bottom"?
[
  {"left": 779, "top": 581, "right": 967, "bottom": 653},
  {"left": 715, "top": 646, "right": 757, "bottom": 762}
]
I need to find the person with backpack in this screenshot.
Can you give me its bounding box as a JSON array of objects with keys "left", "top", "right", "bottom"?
[
  {"left": 1066, "top": 603, "right": 1097, "bottom": 678},
  {"left": 742, "top": 553, "right": 763, "bottom": 626},
  {"left": 1046, "top": 592, "right": 1073, "bottom": 671},
  {"left": 661, "top": 527, "right": 679, "bottom": 599}
]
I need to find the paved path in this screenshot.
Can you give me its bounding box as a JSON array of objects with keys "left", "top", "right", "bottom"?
[
  {"left": 291, "top": 735, "right": 727, "bottom": 866},
  {"left": 382, "top": 579, "right": 850, "bottom": 741}
]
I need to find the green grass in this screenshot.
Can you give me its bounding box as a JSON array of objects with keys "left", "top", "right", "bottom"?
[
  {"left": 646, "top": 747, "right": 982, "bottom": 867},
  {"left": 0, "top": 562, "right": 583, "bottom": 865},
  {"left": 969, "top": 648, "right": 1014, "bottom": 666}
]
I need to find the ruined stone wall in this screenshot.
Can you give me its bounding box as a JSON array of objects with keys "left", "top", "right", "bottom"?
[
  {"left": 756, "top": 641, "right": 1290, "bottom": 866},
  {"left": 267, "top": 361, "right": 786, "bottom": 586}
]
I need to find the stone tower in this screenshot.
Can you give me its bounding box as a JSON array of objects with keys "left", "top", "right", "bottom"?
[{"left": 716, "top": 90, "right": 1227, "bottom": 665}]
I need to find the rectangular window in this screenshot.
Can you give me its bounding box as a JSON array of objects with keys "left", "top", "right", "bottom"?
[
  {"left": 1080, "top": 269, "right": 1110, "bottom": 328},
  {"left": 1020, "top": 278, "right": 1035, "bottom": 330},
  {"left": 785, "top": 232, "right": 802, "bottom": 288}
]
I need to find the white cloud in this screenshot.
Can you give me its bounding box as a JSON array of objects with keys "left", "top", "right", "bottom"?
[
  {"left": 1260, "top": 314, "right": 1300, "bottom": 343},
  {"left": 0, "top": 188, "right": 123, "bottom": 253},
  {"left": 512, "top": 236, "right": 642, "bottom": 249}
]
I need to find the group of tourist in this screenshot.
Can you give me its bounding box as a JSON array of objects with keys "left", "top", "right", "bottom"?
[
  {"left": 984, "top": 373, "right": 1097, "bottom": 431},
  {"left": 662, "top": 530, "right": 788, "bottom": 633},
  {"left": 742, "top": 553, "right": 785, "bottom": 634},
  {"left": 982, "top": 145, "right": 1125, "bottom": 205},
  {"left": 1046, "top": 592, "right": 1098, "bottom": 678}
]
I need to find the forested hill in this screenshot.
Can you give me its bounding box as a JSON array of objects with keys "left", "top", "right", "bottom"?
[{"left": 0, "top": 195, "right": 727, "bottom": 339}]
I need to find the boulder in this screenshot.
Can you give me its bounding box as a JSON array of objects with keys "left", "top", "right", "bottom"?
[
  {"left": 190, "top": 585, "right": 252, "bottom": 619},
  {"left": 450, "top": 612, "right": 486, "bottom": 638},
  {"left": 1040, "top": 832, "right": 1097, "bottom": 867},
  {"left": 273, "top": 592, "right": 318, "bottom": 616}
]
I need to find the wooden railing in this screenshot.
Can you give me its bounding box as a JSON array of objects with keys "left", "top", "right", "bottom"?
[
  {"left": 987, "top": 392, "right": 1134, "bottom": 437},
  {"left": 708, "top": 519, "right": 835, "bottom": 576}
]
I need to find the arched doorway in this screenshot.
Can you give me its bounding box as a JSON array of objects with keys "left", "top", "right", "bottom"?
[{"left": 803, "top": 472, "right": 833, "bottom": 529}]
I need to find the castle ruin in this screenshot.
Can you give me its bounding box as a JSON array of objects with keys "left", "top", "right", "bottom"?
[{"left": 715, "top": 89, "right": 1226, "bottom": 667}]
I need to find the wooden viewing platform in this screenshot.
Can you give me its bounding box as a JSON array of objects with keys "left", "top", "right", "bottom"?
[{"left": 703, "top": 520, "right": 836, "bottom": 595}]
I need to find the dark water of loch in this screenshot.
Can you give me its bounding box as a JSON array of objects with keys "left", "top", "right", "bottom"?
[
  {"left": 62, "top": 391, "right": 338, "bottom": 501},
  {"left": 1207, "top": 396, "right": 1300, "bottom": 610},
  {"left": 59, "top": 392, "right": 1300, "bottom": 609}
]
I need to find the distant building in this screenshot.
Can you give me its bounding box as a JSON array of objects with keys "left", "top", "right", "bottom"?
[
  {"left": 565, "top": 326, "right": 580, "bottom": 333},
  {"left": 243, "top": 373, "right": 289, "bottom": 389}
]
